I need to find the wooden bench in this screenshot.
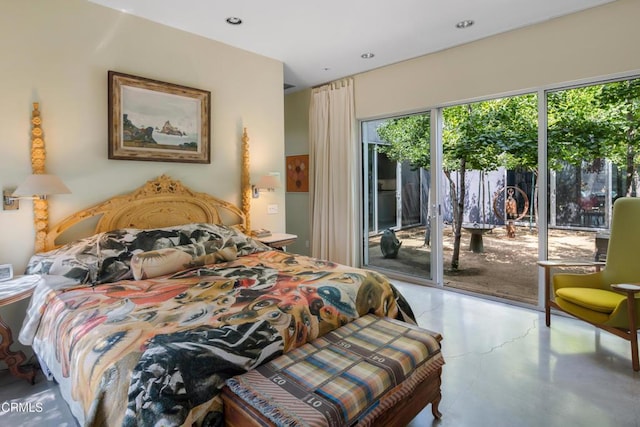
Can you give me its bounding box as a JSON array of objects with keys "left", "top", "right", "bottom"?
[{"left": 223, "top": 314, "right": 444, "bottom": 427}]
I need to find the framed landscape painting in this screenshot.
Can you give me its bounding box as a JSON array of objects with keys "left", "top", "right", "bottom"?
[{"left": 108, "top": 71, "right": 211, "bottom": 163}]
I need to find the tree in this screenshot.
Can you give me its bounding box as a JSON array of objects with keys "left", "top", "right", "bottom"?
[
  {"left": 595, "top": 79, "right": 640, "bottom": 196},
  {"left": 547, "top": 86, "right": 612, "bottom": 169},
  {"left": 546, "top": 86, "right": 613, "bottom": 217}
]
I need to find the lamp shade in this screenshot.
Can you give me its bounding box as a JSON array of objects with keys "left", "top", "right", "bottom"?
[
  {"left": 12, "top": 174, "right": 71, "bottom": 197},
  {"left": 255, "top": 175, "right": 281, "bottom": 190}
]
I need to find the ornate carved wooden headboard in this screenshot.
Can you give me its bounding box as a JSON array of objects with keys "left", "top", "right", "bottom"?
[{"left": 44, "top": 174, "right": 248, "bottom": 251}]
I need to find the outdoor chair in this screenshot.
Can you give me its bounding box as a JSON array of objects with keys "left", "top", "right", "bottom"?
[{"left": 539, "top": 197, "right": 640, "bottom": 371}]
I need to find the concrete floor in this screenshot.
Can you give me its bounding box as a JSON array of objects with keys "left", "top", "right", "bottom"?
[
  {"left": 396, "top": 282, "right": 640, "bottom": 427},
  {"left": 1, "top": 282, "right": 639, "bottom": 426}
]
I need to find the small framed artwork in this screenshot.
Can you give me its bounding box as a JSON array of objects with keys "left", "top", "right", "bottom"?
[
  {"left": 108, "top": 71, "right": 211, "bottom": 163},
  {"left": 286, "top": 154, "right": 309, "bottom": 192}
]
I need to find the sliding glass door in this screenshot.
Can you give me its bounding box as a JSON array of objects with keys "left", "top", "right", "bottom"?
[
  {"left": 361, "top": 96, "right": 541, "bottom": 304},
  {"left": 362, "top": 114, "right": 432, "bottom": 281},
  {"left": 361, "top": 73, "right": 639, "bottom": 309},
  {"left": 440, "top": 94, "right": 539, "bottom": 304}
]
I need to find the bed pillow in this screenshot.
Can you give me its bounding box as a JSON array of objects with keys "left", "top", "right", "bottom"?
[
  {"left": 97, "top": 223, "right": 269, "bottom": 283},
  {"left": 130, "top": 242, "right": 239, "bottom": 280},
  {"left": 24, "top": 223, "right": 269, "bottom": 285},
  {"left": 98, "top": 223, "right": 271, "bottom": 283},
  {"left": 24, "top": 233, "right": 101, "bottom": 284},
  {"left": 96, "top": 226, "right": 191, "bottom": 283}
]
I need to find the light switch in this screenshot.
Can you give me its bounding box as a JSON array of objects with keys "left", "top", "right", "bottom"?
[{"left": 267, "top": 204, "right": 278, "bottom": 214}]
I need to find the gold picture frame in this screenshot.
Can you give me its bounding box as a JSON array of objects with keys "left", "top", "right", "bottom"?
[{"left": 108, "top": 71, "right": 211, "bottom": 163}]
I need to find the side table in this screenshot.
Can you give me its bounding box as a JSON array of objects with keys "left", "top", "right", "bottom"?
[
  {"left": 256, "top": 233, "right": 298, "bottom": 250},
  {"left": 0, "top": 274, "right": 41, "bottom": 384},
  {"left": 462, "top": 224, "right": 494, "bottom": 253}
]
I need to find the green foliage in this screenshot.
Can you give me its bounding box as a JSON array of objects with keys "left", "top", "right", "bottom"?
[
  {"left": 376, "top": 78, "right": 639, "bottom": 174},
  {"left": 376, "top": 114, "right": 430, "bottom": 169},
  {"left": 376, "top": 94, "right": 539, "bottom": 173},
  {"left": 547, "top": 85, "right": 612, "bottom": 169},
  {"left": 595, "top": 79, "right": 640, "bottom": 171}
]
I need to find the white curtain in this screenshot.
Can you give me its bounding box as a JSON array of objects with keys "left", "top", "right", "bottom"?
[{"left": 309, "top": 78, "right": 359, "bottom": 266}]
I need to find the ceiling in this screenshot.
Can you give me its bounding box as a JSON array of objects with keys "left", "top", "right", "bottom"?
[{"left": 89, "top": 0, "right": 616, "bottom": 94}]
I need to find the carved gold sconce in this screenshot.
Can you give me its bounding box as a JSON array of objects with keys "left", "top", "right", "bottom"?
[
  {"left": 241, "top": 127, "right": 252, "bottom": 234},
  {"left": 2, "top": 103, "right": 71, "bottom": 253}
]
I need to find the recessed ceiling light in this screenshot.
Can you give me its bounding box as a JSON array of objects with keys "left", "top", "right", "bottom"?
[
  {"left": 322, "top": 67, "right": 331, "bottom": 71},
  {"left": 361, "top": 52, "right": 375, "bottom": 59},
  {"left": 226, "top": 17, "right": 242, "bottom": 25},
  {"left": 456, "top": 19, "right": 474, "bottom": 29}
]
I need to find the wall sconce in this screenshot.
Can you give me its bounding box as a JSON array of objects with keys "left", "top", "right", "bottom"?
[
  {"left": 3, "top": 174, "right": 71, "bottom": 210},
  {"left": 252, "top": 174, "right": 281, "bottom": 198}
]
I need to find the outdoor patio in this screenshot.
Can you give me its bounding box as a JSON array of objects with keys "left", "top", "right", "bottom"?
[{"left": 368, "top": 225, "right": 597, "bottom": 305}]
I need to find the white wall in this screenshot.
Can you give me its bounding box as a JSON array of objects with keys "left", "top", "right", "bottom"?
[
  {"left": 0, "top": 0, "right": 285, "bottom": 364},
  {"left": 355, "top": 0, "right": 640, "bottom": 118}
]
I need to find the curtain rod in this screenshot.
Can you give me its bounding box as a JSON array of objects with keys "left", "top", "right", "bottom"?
[{"left": 311, "top": 77, "right": 354, "bottom": 91}]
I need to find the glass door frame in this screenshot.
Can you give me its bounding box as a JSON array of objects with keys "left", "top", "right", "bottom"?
[
  {"left": 361, "top": 113, "right": 440, "bottom": 283},
  {"left": 430, "top": 108, "right": 444, "bottom": 287},
  {"left": 537, "top": 87, "right": 549, "bottom": 309},
  {"left": 362, "top": 139, "right": 370, "bottom": 266}
]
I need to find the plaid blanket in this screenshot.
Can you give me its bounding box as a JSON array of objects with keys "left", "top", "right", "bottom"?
[{"left": 226, "top": 314, "right": 444, "bottom": 427}]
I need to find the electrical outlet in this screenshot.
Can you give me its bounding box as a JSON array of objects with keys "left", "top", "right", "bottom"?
[{"left": 267, "top": 204, "right": 278, "bottom": 214}]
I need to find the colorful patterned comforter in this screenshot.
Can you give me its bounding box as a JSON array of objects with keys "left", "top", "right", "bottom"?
[{"left": 20, "top": 249, "right": 414, "bottom": 426}]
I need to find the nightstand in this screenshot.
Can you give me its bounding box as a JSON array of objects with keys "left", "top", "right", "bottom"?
[
  {"left": 256, "top": 233, "right": 298, "bottom": 250},
  {"left": 0, "top": 274, "right": 41, "bottom": 384}
]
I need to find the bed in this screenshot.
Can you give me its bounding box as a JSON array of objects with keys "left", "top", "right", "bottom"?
[{"left": 18, "top": 175, "right": 417, "bottom": 427}]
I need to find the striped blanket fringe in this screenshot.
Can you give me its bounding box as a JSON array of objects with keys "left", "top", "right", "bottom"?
[{"left": 226, "top": 378, "right": 310, "bottom": 427}]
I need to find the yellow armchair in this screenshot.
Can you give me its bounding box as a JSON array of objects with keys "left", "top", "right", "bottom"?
[{"left": 539, "top": 197, "right": 640, "bottom": 371}]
